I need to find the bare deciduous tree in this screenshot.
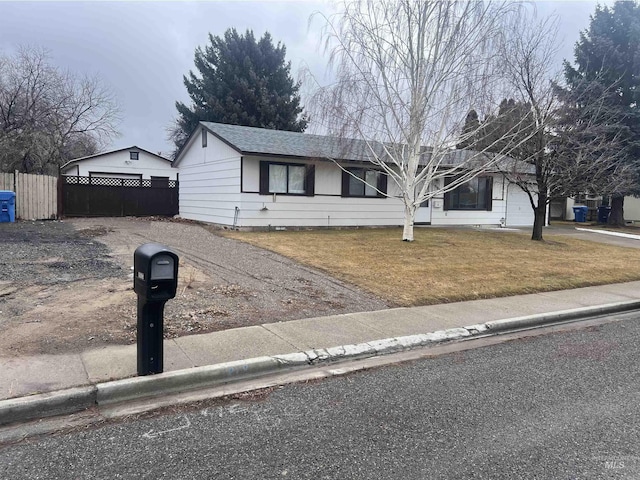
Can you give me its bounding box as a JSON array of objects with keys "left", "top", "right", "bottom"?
[
  {"left": 0, "top": 46, "right": 120, "bottom": 174},
  {"left": 485, "top": 12, "right": 629, "bottom": 240},
  {"left": 305, "top": 0, "right": 537, "bottom": 241}
]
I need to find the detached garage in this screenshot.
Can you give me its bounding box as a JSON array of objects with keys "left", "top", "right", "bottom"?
[{"left": 59, "top": 146, "right": 179, "bottom": 217}]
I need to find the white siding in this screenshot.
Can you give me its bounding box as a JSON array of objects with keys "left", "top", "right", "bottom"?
[
  {"left": 242, "top": 156, "right": 261, "bottom": 192},
  {"left": 178, "top": 128, "right": 241, "bottom": 168},
  {"left": 237, "top": 193, "right": 405, "bottom": 228},
  {"left": 315, "top": 161, "right": 342, "bottom": 195},
  {"left": 178, "top": 133, "right": 242, "bottom": 224},
  {"left": 624, "top": 197, "right": 640, "bottom": 222},
  {"left": 60, "top": 149, "right": 176, "bottom": 179}
]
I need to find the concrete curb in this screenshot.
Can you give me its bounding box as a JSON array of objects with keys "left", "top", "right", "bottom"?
[
  {"left": 2, "top": 300, "right": 639, "bottom": 427},
  {"left": 482, "top": 300, "right": 640, "bottom": 333},
  {"left": 96, "top": 356, "right": 294, "bottom": 406},
  {"left": 96, "top": 327, "right": 472, "bottom": 406},
  {"left": 0, "top": 386, "right": 96, "bottom": 427}
]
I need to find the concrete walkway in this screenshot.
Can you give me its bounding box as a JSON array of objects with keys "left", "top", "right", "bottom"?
[{"left": 2, "top": 281, "right": 640, "bottom": 402}]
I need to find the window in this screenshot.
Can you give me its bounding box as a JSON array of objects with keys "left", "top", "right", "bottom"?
[
  {"left": 342, "top": 168, "right": 387, "bottom": 197},
  {"left": 130, "top": 152, "right": 139, "bottom": 160},
  {"left": 259, "top": 161, "right": 314, "bottom": 196},
  {"left": 444, "top": 176, "right": 493, "bottom": 210},
  {"left": 202, "top": 129, "right": 207, "bottom": 148}
]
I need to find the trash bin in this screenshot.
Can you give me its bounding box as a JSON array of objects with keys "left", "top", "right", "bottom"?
[
  {"left": 573, "top": 205, "right": 588, "bottom": 223},
  {"left": 597, "top": 205, "right": 611, "bottom": 223},
  {"left": 0, "top": 190, "right": 16, "bottom": 223}
]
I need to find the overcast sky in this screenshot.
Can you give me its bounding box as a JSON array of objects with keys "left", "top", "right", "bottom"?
[{"left": 0, "top": 1, "right": 615, "bottom": 157}]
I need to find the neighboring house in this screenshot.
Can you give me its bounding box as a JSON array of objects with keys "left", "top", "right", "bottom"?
[
  {"left": 60, "top": 146, "right": 176, "bottom": 181},
  {"left": 557, "top": 195, "right": 640, "bottom": 223},
  {"left": 172, "top": 122, "right": 536, "bottom": 229}
]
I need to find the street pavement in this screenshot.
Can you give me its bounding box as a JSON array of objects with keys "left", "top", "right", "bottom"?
[{"left": 2, "top": 311, "right": 639, "bottom": 479}]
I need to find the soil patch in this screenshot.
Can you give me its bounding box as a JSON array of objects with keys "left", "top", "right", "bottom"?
[{"left": 0, "top": 218, "right": 386, "bottom": 357}]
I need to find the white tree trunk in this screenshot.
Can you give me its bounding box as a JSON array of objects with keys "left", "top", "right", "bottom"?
[{"left": 402, "top": 203, "right": 416, "bottom": 241}]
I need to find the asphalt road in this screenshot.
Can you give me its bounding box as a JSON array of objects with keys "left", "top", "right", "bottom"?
[{"left": 2, "top": 313, "right": 640, "bottom": 479}]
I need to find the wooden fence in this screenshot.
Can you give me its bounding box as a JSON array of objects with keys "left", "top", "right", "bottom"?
[
  {"left": 61, "top": 176, "right": 178, "bottom": 217},
  {"left": 0, "top": 171, "right": 58, "bottom": 220}
]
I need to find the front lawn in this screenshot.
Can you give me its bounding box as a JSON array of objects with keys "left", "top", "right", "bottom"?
[{"left": 222, "top": 228, "right": 640, "bottom": 306}]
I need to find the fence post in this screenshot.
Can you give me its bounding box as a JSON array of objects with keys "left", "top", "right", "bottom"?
[{"left": 57, "top": 175, "right": 64, "bottom": 218}]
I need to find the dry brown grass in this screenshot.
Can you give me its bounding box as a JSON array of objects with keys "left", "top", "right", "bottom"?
[{"left": 222, "top": 228, "right": 640, "bottom": 307}]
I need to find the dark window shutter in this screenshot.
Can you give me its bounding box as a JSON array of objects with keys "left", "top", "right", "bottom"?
[
  {"left": 341, "top": 168, "right": 350, "bottom": 197},
  {"left": 305, "top": 165, "right": 315, "bottom": 196},
  {"left": 443, "top": 176, "right": 452, "bottom": 210},
  {"left": 378, "top": 172, "right": 388, "bottom": 197},
  {"left": 486, "top": 176, "right": 493, "bottom": 211},
  {"left": 259, "top": 161, "right": 269, "bottom": 195}
]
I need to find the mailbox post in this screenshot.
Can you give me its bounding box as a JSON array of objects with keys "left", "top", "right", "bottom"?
[{"left": 133, "top": 243, "right": 179, "bottom": 376}]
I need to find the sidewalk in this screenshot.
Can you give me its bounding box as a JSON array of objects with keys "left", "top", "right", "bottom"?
[{"left": 2, "top": 281, "right": 640, "bottom": 406}]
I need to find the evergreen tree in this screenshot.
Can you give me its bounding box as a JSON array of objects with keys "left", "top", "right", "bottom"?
[
  {"left": 170, "top": 29, "right": 308, "bottom": 154},
  {"left": 456, "top": 110, "right": 480, "bottom": 149},
  {"left": 564, "top": 1, "right": 640, "bottom": 225}
]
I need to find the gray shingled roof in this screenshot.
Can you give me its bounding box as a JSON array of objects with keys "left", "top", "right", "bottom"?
[
  {"left": 202, "top": 122, "right": 376, "bottom": 162},
  {"left": 199, "top": 122, "right": 534, "bottom": 174}
]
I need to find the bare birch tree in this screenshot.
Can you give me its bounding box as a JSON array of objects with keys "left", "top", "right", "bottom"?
[
  {"left": 0, "top": 46, "right": 120, "bottom": 174},
  {"left": 306, "top": 0, "right": 537, "bottom": 241}
]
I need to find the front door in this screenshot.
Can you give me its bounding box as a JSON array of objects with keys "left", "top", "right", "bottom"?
[{"left": 414, "top": 200, "right": 431, "bottom": 224}]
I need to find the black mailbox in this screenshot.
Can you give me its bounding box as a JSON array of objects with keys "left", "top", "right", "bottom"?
[
  {"left": 134, "top": 243, "right": 179, "bottom": 301},
  {"left": 133, "top": 243, "right": 179, "bottom": 376}
]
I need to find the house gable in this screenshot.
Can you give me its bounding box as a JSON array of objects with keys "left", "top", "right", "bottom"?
[
  {"left": 60, "top": 147, "right": 176, "bottom": 180},
  {"left": 173, "top": 124, "right": 243, "bottom": 168}
]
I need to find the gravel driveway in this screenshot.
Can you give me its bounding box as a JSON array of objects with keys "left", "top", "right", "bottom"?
[
  {"left": 70, "top": 216, "right": 387, "bottom": 321},
  {"left": 0, "top": 217, "right": 386, "bottom": 356}
]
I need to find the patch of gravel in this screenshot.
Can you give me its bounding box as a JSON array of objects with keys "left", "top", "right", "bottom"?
[
  {"left": 70, "top": 217, "right": 389, "bottom": 323},
  {"left": 0, "top": 221, "right": 124, "bottom": 284}
]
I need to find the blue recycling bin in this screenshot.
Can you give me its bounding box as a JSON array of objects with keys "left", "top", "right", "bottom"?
[
  {"left": 573, "top": 205, "right": 588, "bottom": 223},
  {"left": 597, "top": 205, "right": 611, "bottom": 223},
  {"left": 0, "top": 190, "right": 16, "bottom": 223}
]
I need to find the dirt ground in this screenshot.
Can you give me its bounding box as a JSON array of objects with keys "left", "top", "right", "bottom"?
[{"left": 0, "top": 217, "right": 386, "bottom": 357}]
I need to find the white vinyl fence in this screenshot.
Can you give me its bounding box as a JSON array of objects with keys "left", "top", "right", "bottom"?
[{"left": 0, "top": 171, "right": 58, "bottom": 220}]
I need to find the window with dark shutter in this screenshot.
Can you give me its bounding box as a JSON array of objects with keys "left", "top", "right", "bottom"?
[
  {"left": 259, "top": 161, "right": 314, "bottom": 196},
  {"left": 341, "top": 167, "right": 387, "bottom": 197},
  {"left": 443, "top": 176, "right": 493, "bottom": 211}
]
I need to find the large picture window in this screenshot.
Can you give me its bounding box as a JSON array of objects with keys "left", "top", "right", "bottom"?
[
  {"left": 341, "top": 168, "right": 387, "bottom": 198},
  {"left": 259, "top": 161, "right": 314, "bottom": 196},
  {"left": 444, "top": 176, "right": 493, "bottom": 211}
]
